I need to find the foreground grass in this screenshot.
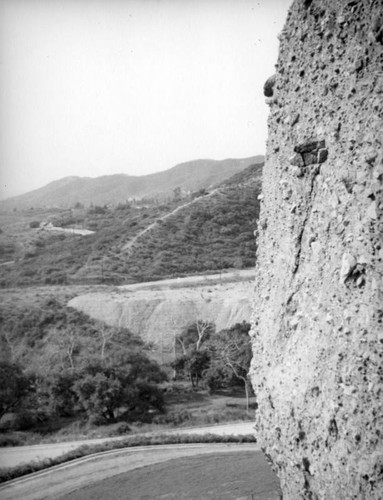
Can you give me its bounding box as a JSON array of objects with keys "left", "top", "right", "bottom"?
[
  {"left": 0, "top": 433, "right": 256, "bottom": 485},
  {"left": 59, "top": 452, "right": 280, "bottom": 500}
]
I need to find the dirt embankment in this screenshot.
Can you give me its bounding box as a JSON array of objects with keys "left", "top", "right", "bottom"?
[{"left": 68, "top": 271, "right": 254, "bottom": 363}]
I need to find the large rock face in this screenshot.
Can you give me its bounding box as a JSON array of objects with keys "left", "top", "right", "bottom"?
[{"left": 250, "top": 1, "right": 383, "bottom": 498}]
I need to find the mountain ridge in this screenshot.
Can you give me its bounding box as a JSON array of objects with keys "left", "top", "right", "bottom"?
[{"left": 1, "top": 156, "right": 263, "bottom": 209}]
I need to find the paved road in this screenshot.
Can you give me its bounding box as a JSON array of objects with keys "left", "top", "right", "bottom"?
[
  {"left": 0, "top": 421, "right": 256, "bottom": 468},
  {"left": 118, "top": 269, "right": 255, "bottom": 291},
  {"left": 0, "top": 444, "right": 279, "bottom": 500}
]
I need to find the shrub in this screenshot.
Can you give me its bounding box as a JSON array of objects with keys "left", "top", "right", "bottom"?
[
  {"left": 152, "top": 409, "right": 193, "bottom": 426},
  {"left": 0, "top": 433, "right": 25, "bottom": 447}
]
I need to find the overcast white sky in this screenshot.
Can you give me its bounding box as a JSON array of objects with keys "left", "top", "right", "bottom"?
[{"left": 0, "top": 0, "right": 292, "bottom": 199}]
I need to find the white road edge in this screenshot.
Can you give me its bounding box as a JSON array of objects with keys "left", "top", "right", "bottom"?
[{"left": 0, "top": 421, "right": 256, "bottom": 469}]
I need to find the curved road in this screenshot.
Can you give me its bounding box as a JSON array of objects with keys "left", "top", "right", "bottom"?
[
  {"left": 0, "top": 421, "right": 256, "bottom": 468},
  {"left": 0, "top": 423, "right": 282, "bottom": 500},
  {"left": 0, "top": 444, "right": 281, "bottom": 500}
]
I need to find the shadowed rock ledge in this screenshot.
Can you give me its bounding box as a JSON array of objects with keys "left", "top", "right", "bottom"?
[{"left": 250, "top": 0, "right": 383, "bottom": 498}]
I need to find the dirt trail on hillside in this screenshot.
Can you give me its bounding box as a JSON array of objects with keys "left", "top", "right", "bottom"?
[{"left": 121, "top": 188, "right": 222, "bottom": 252}]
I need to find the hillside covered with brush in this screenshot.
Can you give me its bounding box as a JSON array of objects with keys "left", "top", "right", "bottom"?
[{"left": 0, "top": 162, "right": 262, "bottom": 287}]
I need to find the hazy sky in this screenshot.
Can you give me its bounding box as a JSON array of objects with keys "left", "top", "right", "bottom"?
[{"left": 0, "top": 0, "right": 292, "bottom": 199}]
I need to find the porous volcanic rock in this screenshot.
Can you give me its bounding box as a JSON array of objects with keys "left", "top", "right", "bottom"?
[{"left": 250, "top": 0, "right": 383, "bottom": 498}]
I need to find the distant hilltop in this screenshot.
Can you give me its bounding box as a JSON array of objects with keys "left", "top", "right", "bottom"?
[{"left": 0, "top": 156, "right": 263, "bottom": 209}]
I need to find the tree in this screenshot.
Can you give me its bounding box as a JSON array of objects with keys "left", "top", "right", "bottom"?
[
  {"left": 47, "top": 326, "right": 80, "bottom": 371},
  {"left": 173, "top": 187, "right": 181, "bottom": 201},
  {"left": 32, "top": 318, "right": 166, "bottom": 424},
  {"left": 206, "top": 322, "right": 253, "bottom": 412},
  {"left": 175, "top": 321, "right": 214, "bottom": 356},
  {"left": 172, "top": 321, "right": 214, "bottom": 387},
  {"left": 46, "top": 369, "right": 79, "bottom": 417},
  {"left": 0, "top": 361, "right": 34, "bottom": 418},
  {"left": 0, "top": 295, "right": 167, "bottom": 426},
  {"left": 73, "top": 367, "right": 122, "bottom": 422},
  {"left": 73, "top": 352, "right": 166, "bottom": 423},
  {"left": 187, "top": 350, "right": 211, "bottom": 388}
]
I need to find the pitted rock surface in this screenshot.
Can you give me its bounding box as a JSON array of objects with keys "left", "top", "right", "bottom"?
[{"left": 250, "top": 0, "right": 383, "bottom": 498}]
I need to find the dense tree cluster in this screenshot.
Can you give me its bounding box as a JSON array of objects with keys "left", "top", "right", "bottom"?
[
  {"left": 0, "top": 291, "right": 254, "bottom": 433},
  {"left": 172, "top": 321, "right": 253, "bottom": 411},
  {"left": 0, "top": 298, "right": 167, "bottom": 429}
]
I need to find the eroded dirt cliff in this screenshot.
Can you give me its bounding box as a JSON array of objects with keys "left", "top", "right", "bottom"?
[
  {"left": 250, "top": 0, "right": 383, "bottom": 498},
  {"left": 69, "top": 276, "right": 253, "bottom": 363}
]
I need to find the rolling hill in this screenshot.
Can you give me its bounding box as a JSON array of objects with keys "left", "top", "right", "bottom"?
[
  {"left": 1, "top": 156, "right": 263, "bottom": 209},
  {"left": 0, "top": 160, "right": 263, "bottom": 287}
]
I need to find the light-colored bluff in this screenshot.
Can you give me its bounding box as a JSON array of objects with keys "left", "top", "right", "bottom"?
[
  {"left": 69, "top": 275, "right": 253, "bottom": 363},
  {"left": 250, "top": 0, "right": 383, "bottom": 499}
]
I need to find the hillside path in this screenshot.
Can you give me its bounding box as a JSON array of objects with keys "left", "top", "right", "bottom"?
[{"left": 121, "top": 188, "right": 222, "bottom": 252}]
